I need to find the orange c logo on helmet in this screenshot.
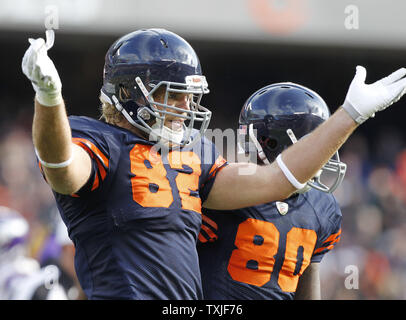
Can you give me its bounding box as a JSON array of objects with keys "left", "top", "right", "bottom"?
[{"left": 247, "top": 0, "right": 308, "bottom": 35}]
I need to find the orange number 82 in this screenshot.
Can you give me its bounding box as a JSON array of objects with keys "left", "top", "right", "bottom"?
[{"left": 129, "top": 144, "right": 202, "bottom": 213}]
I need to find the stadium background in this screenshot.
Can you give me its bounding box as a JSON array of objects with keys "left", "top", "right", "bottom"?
[{"left": 1, "top": 0, "right": 406, "bottom": 299}]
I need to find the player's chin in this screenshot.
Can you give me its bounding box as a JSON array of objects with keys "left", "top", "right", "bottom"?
[{"left": 165, "top": 119, "right": 185, "bottom": 132}]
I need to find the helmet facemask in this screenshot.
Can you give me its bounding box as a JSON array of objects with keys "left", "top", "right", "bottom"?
[
  {"left": 101, "top": 75, "right": 211, "bottom": 149},
  {"left": 138, "top": 75, "right": 211, "bottom": 148},
  {"left": 306, "top": 152, "right": 347, "bottom": 193},
  {"left": 283, "top": 129, "right": 347, "bottom": 193}
]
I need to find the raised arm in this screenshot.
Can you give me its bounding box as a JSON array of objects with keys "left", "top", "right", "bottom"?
[
  {"left": 204, "top": 66, "right": 406, "bottom": 210},
  {"left": 204, "top": 107, "right": 356, "bottom": 209},
  {"left": 22, "top": 31, "right": 91, "bottom": 195}
]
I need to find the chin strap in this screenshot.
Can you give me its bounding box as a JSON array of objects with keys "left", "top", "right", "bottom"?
[
  {"left": 248, "top": 124, "right": 270, "bottom": 165},
  {"left": 247, "top": 124, "right": 307, "bottom": 190}
]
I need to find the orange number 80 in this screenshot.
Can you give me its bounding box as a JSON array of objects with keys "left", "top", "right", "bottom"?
[{"left": 227, "top": 218, "right": 317, "bottom": 292}]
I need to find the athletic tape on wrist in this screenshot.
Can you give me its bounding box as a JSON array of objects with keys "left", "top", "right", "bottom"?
[
  {"left": 35, "top": 148, "right": 73, "bottom": 168},
  {"left": 35, "top": 91, "right": 63, "bottom": 107},
  {"left": 276, "top": 154, "right": 307, "bottom": 190},
  {"left": 342, "top": 100, "right": 368, "bottom": 124}
]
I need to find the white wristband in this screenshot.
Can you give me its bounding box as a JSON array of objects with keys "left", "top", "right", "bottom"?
[
  {"left": 35, "top": 148, "right": 73, "bottom": 168},
  {"left": 276, "top": 154, "right": 307, "bottom": 190}
]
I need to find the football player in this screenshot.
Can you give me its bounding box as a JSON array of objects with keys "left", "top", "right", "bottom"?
[
  {"left": 22, "top": 28, "right": 406, "bottom": 299},
  {"left": 198, "top": 83, "right": 346, "bottom": 299}
]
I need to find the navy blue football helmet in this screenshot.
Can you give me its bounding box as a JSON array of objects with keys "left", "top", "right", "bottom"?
[
  {"left": 100, "top": 28, "right": 211, "bottom": 147},
  {"left": 238, "top": 82, "right": 347, "bottom": 193}
]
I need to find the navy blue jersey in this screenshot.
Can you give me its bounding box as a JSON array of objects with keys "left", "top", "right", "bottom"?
[
  {"left": 198, "top": 189, "right": 342, "bottom": 300},
  {"left": 40, "top": 116, "right": 227, "bottom": 300}
]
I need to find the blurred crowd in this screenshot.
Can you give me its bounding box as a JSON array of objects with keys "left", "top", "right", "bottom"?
[
  {"left": 0, "top": 110, "right": 85, "bottom": 300},
  {"left": 320, "top": 129, "right": 406, "bottom": 299},
  {"left": 0, "top": 109, "right": 405, "bottom": 300}
]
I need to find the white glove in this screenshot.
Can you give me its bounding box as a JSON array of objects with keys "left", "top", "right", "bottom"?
[
  {"left": 21, "top": 30, "right": 62, "bottom": 106},
  {"left": 342, "top": 66, "right": 406, "bottom": 124}
]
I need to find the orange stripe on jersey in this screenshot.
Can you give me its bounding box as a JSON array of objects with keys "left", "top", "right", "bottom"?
[
  {"left": 313, "top": 229, "right": 341, "bottom": 254},
  {"left": 200, "top": 224, "right": 218, "bottom": 242},
  {"left": 314, "top": 245, "right": 333, "bottom": 255},
  {"left": 208, "top": 155, "right": 227, "bottom": 178},
  {"left": 71, "top": 137, "right": 109, "bottom": 195},
  {"left": 323, "top": 229, "right": 341, "bottom": 245},
  {"left": 202, "top": 214, "right": 218, "bottom": 231},
  {"left": 91, "top": 172, "right": 100, "bottom": 191},
  {"left": 72, "top": 138, "right": 109, "bottom": 169},
  {"left": 94, "top": 158, "right": 107, "bottom": 180},
  {"left": 198, "top": 233, "right": 208, "bottom": 243}
]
